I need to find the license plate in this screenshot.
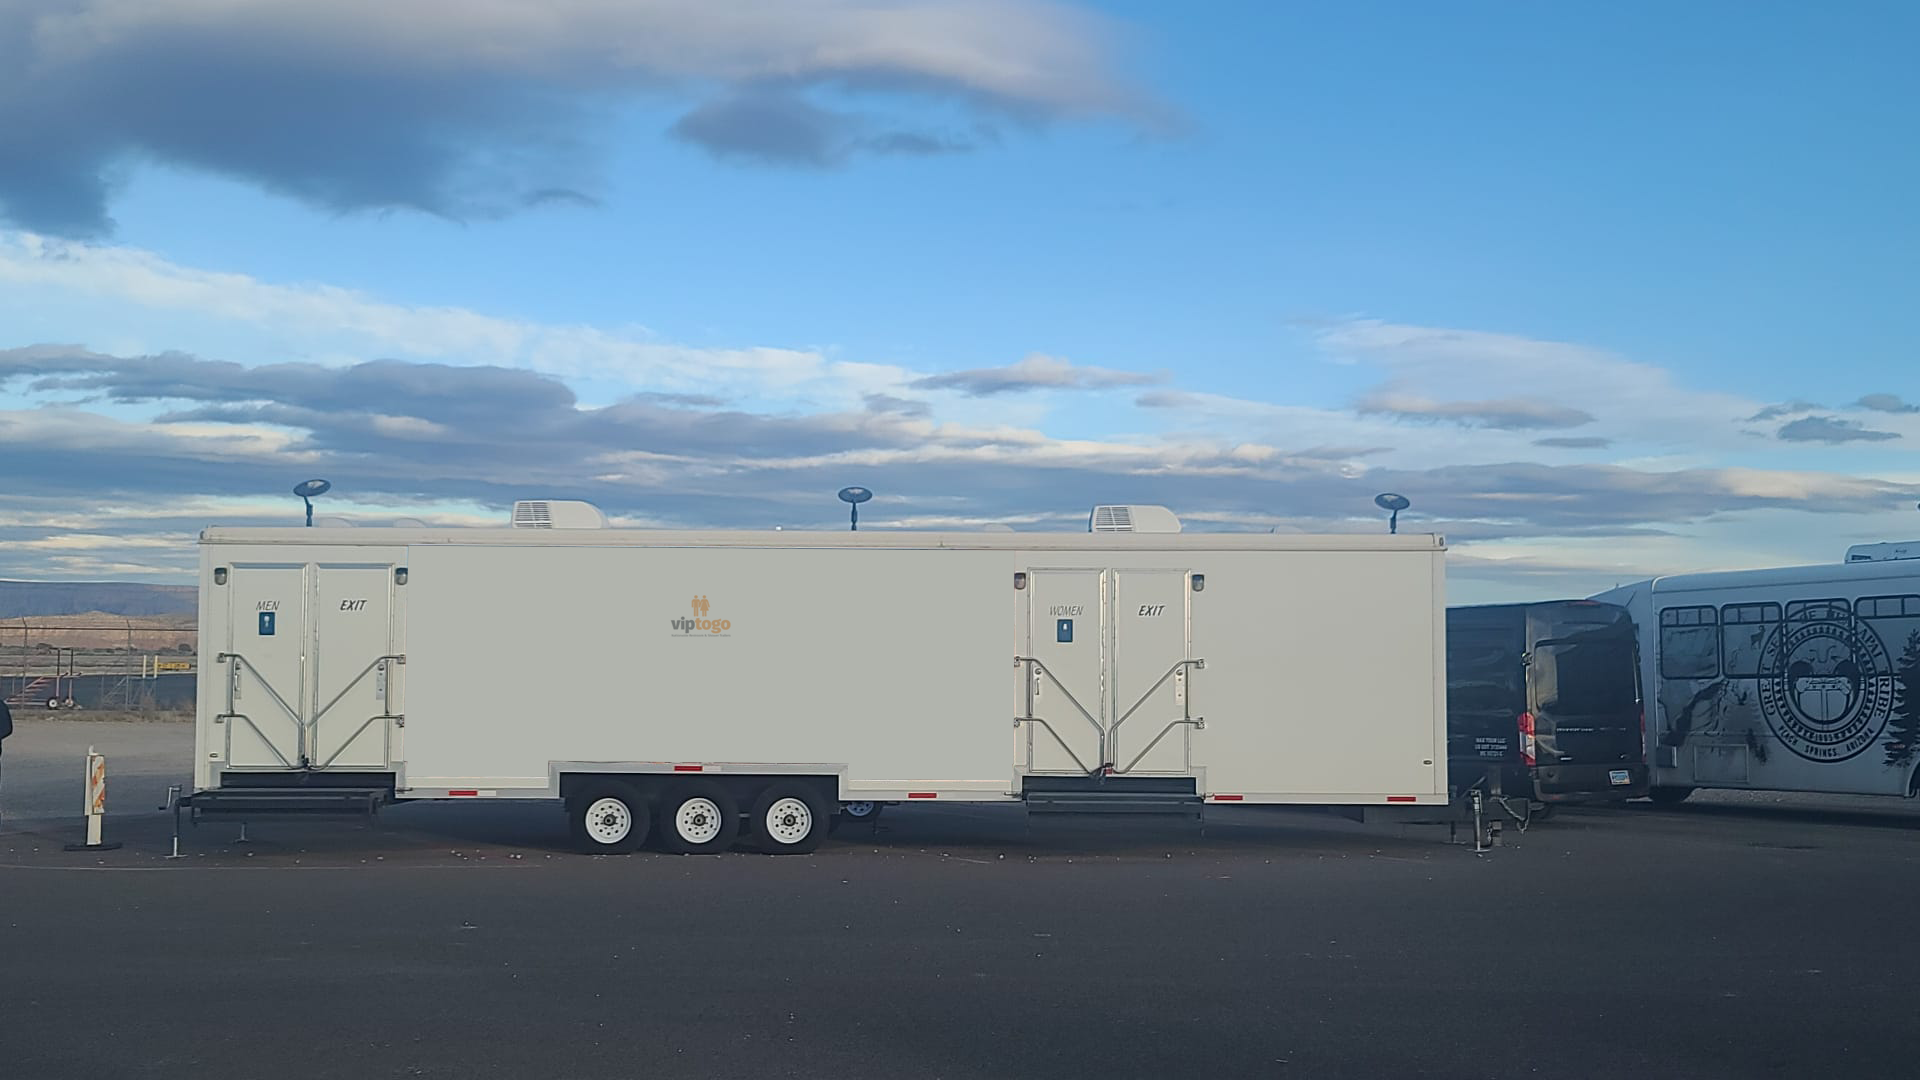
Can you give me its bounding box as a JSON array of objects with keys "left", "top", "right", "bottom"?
[{"left": 1609, "top": 769, "right": 1632, "bottom": 786}]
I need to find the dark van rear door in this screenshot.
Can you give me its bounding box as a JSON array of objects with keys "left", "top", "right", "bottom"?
[
  {"left": 1529, "top": 609, "right": 1641, "bottom": 767},
  {"left": 1445, "top": 621, "right": 1524, "bottom": 766}
]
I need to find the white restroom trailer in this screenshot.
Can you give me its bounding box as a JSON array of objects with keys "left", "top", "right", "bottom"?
[{"left": 187, "top": 504, "right": 1452, "bottom": 853}]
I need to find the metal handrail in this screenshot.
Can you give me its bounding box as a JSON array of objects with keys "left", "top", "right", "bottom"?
[
  {"left": 1107, "top": 658, "right": 1205, "bottom": 739},
  {"left": 1108, "top": 658, "right": 1205, "bottom": 774},
  {"left": 316, "top": 713, "right": 405, "bottom": 770},
  {"left": 1014, "top": 655, "right": 1108, "bottom": 773},
  {"left": 1012, "top": 657, "right": 1104, "bottom": 736},
  {"left": 1011, "top": 715, "right": 1096, "bottom": 776},
  {"left": 1112, "top": 718, "right": 1204, "bottom": 775},
  {"left": 218, "top": 652, "right": 306, "bottom": 765},
  {"left": 1015, "top": 655, "right": 1208, "bottom": 775},
  {"left": 219, "top": 651, "right": 405, "bottom": 771},
  {"left": 216, "top": 712, "right": 296, "bottom": 769},
  {"left": 310, "top": 654, "right": 406, "bottom": 728},
  {"left": 308, "top": 655, "right": 405, "bottom": 770}
]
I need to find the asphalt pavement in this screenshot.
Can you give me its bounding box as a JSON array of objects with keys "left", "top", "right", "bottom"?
[{"left": 4, "top": 718, "right": 1920, "bottom": 1080}]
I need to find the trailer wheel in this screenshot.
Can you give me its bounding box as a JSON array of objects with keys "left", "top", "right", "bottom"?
[
  {"left": 751, "top": 783, "right": 830, "bottom": 854},
  {"left": 47, "top": 697, "right": 61, "bottom": 710},
  {"left": 568, "top": 783, "right": 648, "bottom": 853},
  {"left": 659, "top": 781, "right": 740, "bottom": 855},
  {"left": 835, "top": 800, "right": 883, "bottom": 827},
  {"left": 1647, "top": 786, "right": 1694, "bottom": 806}
]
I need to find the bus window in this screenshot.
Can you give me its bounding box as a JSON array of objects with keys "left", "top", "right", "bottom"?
[
  {"left": 1786, "top": 598, "right": 1849, "bottom": 621},
  {"left": 1720, "top": 603, "right": 1780, "bottom": 677},
  {"left": 1659, "top": 606, "right": 1719, "bottom": 679},
  {"left": 1857, "top": 595, "right": 1920, "bottom": 619}
]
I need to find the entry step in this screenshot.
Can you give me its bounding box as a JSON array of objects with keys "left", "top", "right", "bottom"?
[
  {"left": 182, "top": 787, "right": 390, "bottom": 818},
  {"left": 1021, "top": 775, "right": 1202, "bottom": 816},
  {"left": 1024, "top": 791, "right": 1204, "bottom": 816}
]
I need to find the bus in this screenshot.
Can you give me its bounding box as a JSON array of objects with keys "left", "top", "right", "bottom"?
[
  {"left": 1446, "top": 601, "right": 1648, "bottom": 805},
  {"left": 1594, "top": 546, "right": 1920, "bottom": 803}
]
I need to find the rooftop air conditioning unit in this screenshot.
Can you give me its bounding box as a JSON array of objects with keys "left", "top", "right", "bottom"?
[
  {"left": 510, "top": 500, "right": 611, "bottom": 530},
  {"left": 1089, "top": 505, "right": 1181, "bottom": 534},
  {"left": 1846, "top": 541, "right": 1920, "bottom": 563}
]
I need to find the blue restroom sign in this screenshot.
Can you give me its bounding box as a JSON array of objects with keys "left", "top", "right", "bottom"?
[{"left": 259, "top": 611, "right": 276, "bottom": 636}]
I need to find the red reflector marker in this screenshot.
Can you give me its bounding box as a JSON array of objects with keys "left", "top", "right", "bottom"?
[
  {"left": 1211, "top": 794, "right": 1243, "bottom": 802},
  {"left": 1386, "top": 796, "right": 1416, "bottom": 803},
  {"left": 672, "top": 765, "right": 704, "bottom": 772},
  {"left": 907, "top": 792, "right": 937, "bottom": 800},
  {"left": 448, "top": 790, "right": 478, "bottom": 797}
]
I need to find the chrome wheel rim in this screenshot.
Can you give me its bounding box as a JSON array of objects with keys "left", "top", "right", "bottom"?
[
  {"left": 763, "top": 797, "right": 813, "bottom": 845},
  {"left": 676, "top": 797, "right": 723, "bottom": 844},
  {"left": 583, "top": 797, "right": 632, "bottom": 845}
]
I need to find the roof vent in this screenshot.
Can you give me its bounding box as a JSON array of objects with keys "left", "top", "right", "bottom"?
[
  {"left": 1089, "top": 505, "right": 1181, "bottom": 534},
  {"left": 311, "top": 516, "right": 356, "bottom": 528},
  {"left": 1846, "top": 540, "right": 1920, "bottom": 563},
  {"left": 510, "top": 500, "right": 610, "bottom": 529}
]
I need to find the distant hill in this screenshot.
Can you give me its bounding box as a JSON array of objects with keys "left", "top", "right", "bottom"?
[{"left": 0, "top": 580, "right": 197, "bottom": 619}]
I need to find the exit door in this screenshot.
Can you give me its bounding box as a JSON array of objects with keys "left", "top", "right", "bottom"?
[
  {"left": 309, "top": 566, "right": 399, "bottom": 769},
  {"left": 1107, "top": 570, "right": 1194, "bottom": 775},
  {"left": 220, "top": 563, "right": 401, "bottom": 771}
]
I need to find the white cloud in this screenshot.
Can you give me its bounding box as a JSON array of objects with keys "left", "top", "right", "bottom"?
[
  {"left": 2, "top": 0, "right": 1157, "bottom": 234},
  {"left": 911, "top": 353, "right": 1163, "bottom": 396},
  {"left": 5, "top": 258, "right": 1919, "bottom": 601},
  {"left": 23, "top": 0, "right": 1136, "bottom": 116},
  {"left": 0, "top": 231, "right": 897, "bottom": 405},
  {"left": 1355, "top": 389, "right": 1594, "bottom": 431},
  {"left": 1314, "top": 318, "right": 1756, "bottom": 446}
]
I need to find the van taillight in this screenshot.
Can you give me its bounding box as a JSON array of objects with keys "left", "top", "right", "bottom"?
[{"left": 1519, "top": 711, "right": 1537, "bottom": 767}]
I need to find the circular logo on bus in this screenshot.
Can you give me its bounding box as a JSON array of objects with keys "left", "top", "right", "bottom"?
[{"left": 1756, "top": 609, "right": 1895, "bottom": 763}]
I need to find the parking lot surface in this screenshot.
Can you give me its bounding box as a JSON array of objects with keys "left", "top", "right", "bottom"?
[{"left": 5, "top": 719, "right": 1920, "bottom": 1079}]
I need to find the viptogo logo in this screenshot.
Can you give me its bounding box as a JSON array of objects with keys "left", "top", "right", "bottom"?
[{"left": 671, "top": 595, "right": 732, "bottom": 636}]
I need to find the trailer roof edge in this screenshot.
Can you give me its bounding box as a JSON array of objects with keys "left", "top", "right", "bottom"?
[{"left": 198, "top": 526, "right": 1447, "bottom": 553}]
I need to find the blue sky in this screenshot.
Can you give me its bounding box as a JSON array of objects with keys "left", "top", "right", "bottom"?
[{"left": 1, "top": 1, "right": 1916, "bottom": 599}]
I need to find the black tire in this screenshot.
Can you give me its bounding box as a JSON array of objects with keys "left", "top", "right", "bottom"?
[
  {"left": 657, "top": 781, "right": 741, "bottom": 855},
  {"left": 750, "top": 783, "right": 831, "bottom": 855},
  {"left": 1647, "top": 786, "right": 1695, "bottom": 806},
  {"left": 568, "top": 781, "right": 648, "bottom": 853},
  {"left": 46, "top": 697, "right": 60, "bottom": 710}
]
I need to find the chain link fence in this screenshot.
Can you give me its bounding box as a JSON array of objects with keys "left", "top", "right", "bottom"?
[{"left": 4, "top": 619, "right": 198, "bottom": 717}]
